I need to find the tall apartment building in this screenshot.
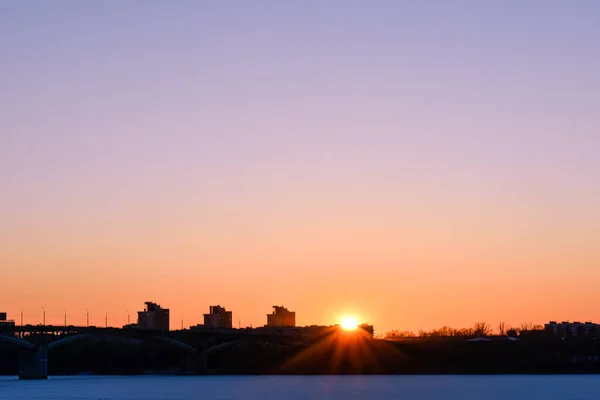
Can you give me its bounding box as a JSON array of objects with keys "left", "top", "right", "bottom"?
[
  {"left": 137, "top": 302, "right": 170, "bottom": 331},
  {"left": 266, "top": 305, "right": 295, "bottom": 327},
  {"left": 203, "top": 305, "right": 233, "bottom": 329}
]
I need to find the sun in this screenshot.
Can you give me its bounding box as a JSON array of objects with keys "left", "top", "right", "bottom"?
[{"left": 340, "top": 317, "right": 359, "bottom": 331}]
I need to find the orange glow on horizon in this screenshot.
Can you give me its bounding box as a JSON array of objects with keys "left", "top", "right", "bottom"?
[{"left": 340, "top": 317, "right": 359, "bottom": 330}]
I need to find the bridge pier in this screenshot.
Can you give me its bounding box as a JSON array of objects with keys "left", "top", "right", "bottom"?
[
  {"left": 179, "top": 350, "right": 207, "bottom": 375},
  {"left": 198, "top": 349, "right": 207, "bottom": 375},
  {"left": 19, "top": 346, "right": 48, "bottom": 380}
]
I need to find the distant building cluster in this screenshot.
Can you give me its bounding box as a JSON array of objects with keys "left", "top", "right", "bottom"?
[
  {"left": 545, "top": 321, "right": 600, "bottom": 339},
  {"left": 237, "top": 323, "right": 374, "bottom": 337},
  {"left": 189, "top": 304, "right": 373, "bottom": 337},
  {"left": 4, "top": 302, "right": 374, "bottom": 338}
]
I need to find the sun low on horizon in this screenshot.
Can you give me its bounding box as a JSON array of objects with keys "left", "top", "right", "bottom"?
[
  {"left": 340, "top": 317, "right": 359, "bottom": 331},
  {"left": 1, "top": 1, "right": 600, "bottom": 342}
]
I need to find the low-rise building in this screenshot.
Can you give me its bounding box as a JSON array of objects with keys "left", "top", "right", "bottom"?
[
  {"left": 358, "top": 324, "right": 375, "bottom": 337},
  {"left": 0, "top": 312, "right": 15, "bottom": 327},
  {"left": 137, "top": 302, "right": 170, "bottom": 331},
  {"left": 545, "top": 321, "right": 599, "bottom": 339},
  {"left": 240, "top": 324, "right": 375, "bottom": 338},
  {"left": 266, "top": 306, "right": 295, "bottom": 328},
  {"left": 204, "top": 305, "right": 233, "bottom": 329}
]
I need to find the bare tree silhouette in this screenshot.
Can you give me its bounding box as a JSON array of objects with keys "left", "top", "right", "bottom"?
[
  {"left": 437, "top": 326, "right": 454, "bottom": 337},
  {"left": 384, "top": 330, "right": 416, "bottom": 339},
  {"left": 387, "top": 321, "right": 540, "bottom": 339},
  {"left": 498, "top": 322, "right": 508, "bottom": 336},
  {"left": 519, "top": 322, "right": 534, "bottom": 332},
  {"left": 457, "top": 327, "right": 474, "bottom": 336},
  {"left": 473, "top": 322, "right": 492, "bottom": 337}
]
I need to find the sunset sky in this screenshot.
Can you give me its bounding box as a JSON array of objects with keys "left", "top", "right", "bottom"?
[{"left": 1, "top": 1, "right": 599, "bottom": 335}]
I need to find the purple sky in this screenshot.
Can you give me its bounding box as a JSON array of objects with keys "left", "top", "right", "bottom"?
[{"left": 1, "top": 1, "right": 599, "bottom": 332}]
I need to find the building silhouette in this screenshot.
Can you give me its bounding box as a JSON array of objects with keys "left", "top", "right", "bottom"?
[
  {"left": 0, "top": 312, "right": 14, "bottom": 327},
  {"left": 137, "top": 302, "right": 169, "bottom": 331},
  {"left": 204, "top": 305, "right": 233, "bottom": 329},
  {"left": 545, "top": 321, "right": 599, "bottom": 339},
  {"left": 358, "top": 324, "right": 375, "bottom": 337},
  {"left": 266, "top": 306, "right": 295, "bottom": 327}
]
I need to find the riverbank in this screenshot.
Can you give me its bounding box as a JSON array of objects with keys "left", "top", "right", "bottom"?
[{"left": 2, "top": 337, "right": 600, "bottom": 375}]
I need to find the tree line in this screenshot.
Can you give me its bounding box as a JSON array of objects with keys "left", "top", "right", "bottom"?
[{"left": 383, "top": 322, "right": 544, "bottom": 339}]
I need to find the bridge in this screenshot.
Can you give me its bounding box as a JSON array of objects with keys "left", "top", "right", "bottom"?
[{"left": 0, "top": 325, "right": 334, "bottom": 379}]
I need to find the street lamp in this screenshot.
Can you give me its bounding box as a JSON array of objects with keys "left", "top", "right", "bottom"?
[
  {"left": 41, "top": 306, "right": 45, "bottom": 326},
  {"left": 105, "top": 312, "right": 108, "bottom": 328},
  {"left": 64, "top": 309, "right": 68, "bottom": 326},
  {"left": 85, "top": 308, "right": 89, "bottom": 327},
  {"left": 126, "top": 310, "right": 130, "bottom": 326},
  {"left": 20, "top": 308, "right": 23, "bottom": 326}
]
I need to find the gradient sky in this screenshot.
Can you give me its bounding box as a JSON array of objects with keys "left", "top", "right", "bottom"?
[{"left": 1, "top": 1, "right": 599, "bottom": 334}]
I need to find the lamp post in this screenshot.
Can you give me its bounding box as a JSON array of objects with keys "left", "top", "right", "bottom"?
[
  {"left": 126, "top": 310, "right": 130, "bottom": 326},
  {"left": 20, "top": 308, "right": 23, "bottom": 326},
  {"left": 64, "top": 309, "right": 68, "bottom": 327},
  {"left": 105, "top": 312, "right": 108, "bottom": 328},
  {"left": 85, "top": 308, "right": 89, "bottom": 327},
  {"left": 41, "top": 306, "right": 45, "bottom": 326}
]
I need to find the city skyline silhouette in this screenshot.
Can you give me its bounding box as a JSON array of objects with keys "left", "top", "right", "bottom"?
[{"left": 2, "top": 2, "right": 599, "bottom": 336}]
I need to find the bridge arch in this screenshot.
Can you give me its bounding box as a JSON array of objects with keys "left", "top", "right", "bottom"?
[
  {"left": 48, "top": 333, "right": 100, "bottom": 350},
  {"left": 2, "top": 331, "right": 244, "bottom": 354},
  {"left": 0, "top": 335, "right": 36, "bottom": 349},
  {"left": 151, "top": 336, "right": 196, "bottom": 353},
  {"left": 206, "top": 340, "right": 240, "bottom": 354},
  {"left": 47, "top": 332, "right": 197, "bottom": 353}
]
